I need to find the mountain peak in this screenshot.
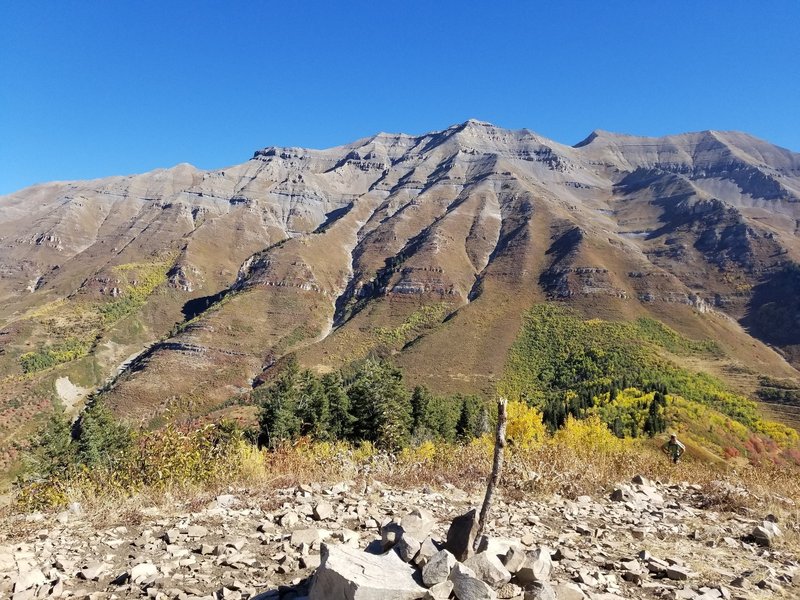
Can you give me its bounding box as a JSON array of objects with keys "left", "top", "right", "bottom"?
[
  {"left": 461, "top": 118, "right": 495, "bottom": 127},
  {"left": 444, "top": 119, "right": 497, "bottom": 133}
]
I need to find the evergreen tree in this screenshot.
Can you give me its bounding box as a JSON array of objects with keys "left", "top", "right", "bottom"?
[
  {"left": 455, "top": 395, "right": 486, "bottom": 440},
  {"left": 347, "top": 359, "right": 412, "bottom": 450},
  {"left": 75, "top": 400, "right": 132, "bottom": 468},
  {"left": 644, "top": 391, "right": 667, "bottom": 436},
  {"left": 258, "top": 358, "right": 303, "bottom": 447},
  {"left": 611, "top": 416, "right": 624, "bottom": 438},
  {"left": 426, "top": 393, "right": 461, "bottom": 442},
  {"left": 410, "top": 386, "right": 431, "bottom": 434},
  {"left": 297, "top": 371, "right": 329, "bottom": 439},
  {"left": 25, "top": 409, "right": 75, "bottom": 477},
  {"left": 321, "top": 372, "right": 353, "bottom": 440},
  {"left": 609, "top": 385, "right": 619, "bottom": 403}
]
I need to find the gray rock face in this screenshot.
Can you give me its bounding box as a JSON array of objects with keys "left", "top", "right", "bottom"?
[
  {"left": 313, "top": 501, "right": 334, "bottom": 521},
  {"left": 422, "top": 550, "right": 457, "bottom": 587},
  {"left": 425, "top": 580, "right": 454, "bottom": 600},
  {"left": 515, "top": 548, "right": 552, "bottom": 585},
  {"left": 414, "top": 537, "right": 441, "bottom": 568},
  {"left": 402, "top": 508, "right": 436, "bottom": 541},
  {"left": 752, "top": 520, "right": 781, "bottom": 547},
  {"left": 309, "top": 543, "right": 427, "bottom": 600},
  {"left": 446, "top": 509, "right": 479, "bottom": 562},
  {"left": 395, "top": 534, "right": 422, "bottom": 563},
  {"left": 4, "top": 120, "right": 800, "bottom": 449},
  {"left": 463, "top": 552, "right": 511, "bottom": 588},
  {"left": 449, "top": 562, "right": 497, "bottom": 600}
]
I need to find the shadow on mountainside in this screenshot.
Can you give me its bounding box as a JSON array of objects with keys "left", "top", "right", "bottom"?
[{"left": 742, "top": 262, "right": 800, "bottom": 368}]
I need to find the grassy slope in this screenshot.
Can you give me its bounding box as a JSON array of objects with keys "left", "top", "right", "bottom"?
[{"left": 497, "top": 303, "right": 799, "bottom": 461}]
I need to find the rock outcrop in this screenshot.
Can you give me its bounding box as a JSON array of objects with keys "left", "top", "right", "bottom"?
[{"left": 1, "top": 476, "right": 797, "bottom": 600}]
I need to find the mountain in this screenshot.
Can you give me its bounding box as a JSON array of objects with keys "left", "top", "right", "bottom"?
[{"left": 2, "top": 120, "right": 800, "bottom": 466}]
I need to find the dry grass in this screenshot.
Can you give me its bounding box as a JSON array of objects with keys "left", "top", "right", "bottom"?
[{"left": 5, "top": 425, "right": 799, "bottom": 553}]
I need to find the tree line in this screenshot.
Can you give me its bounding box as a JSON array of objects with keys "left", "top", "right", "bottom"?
[{"left": 256, "top": 357, "right": 490, "bottom": 451}]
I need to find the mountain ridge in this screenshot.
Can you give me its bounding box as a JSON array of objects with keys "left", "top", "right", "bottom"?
[{"left": 1, "top": 121, "right": 799, "bottom": 469}]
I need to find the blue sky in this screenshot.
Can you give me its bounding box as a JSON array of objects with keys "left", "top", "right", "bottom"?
[{"left": 1, "top": 1, "right": 798, "bottom": 195}]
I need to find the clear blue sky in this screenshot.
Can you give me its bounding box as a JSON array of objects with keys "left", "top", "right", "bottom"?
[{"left": 1, "top": 1, "right": 798, "bottom": 195}]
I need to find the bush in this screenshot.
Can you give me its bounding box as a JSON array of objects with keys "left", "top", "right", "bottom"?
[
  {"left": 506, "top": 401, "right": 546, "bottom": 449},
  {"left": 16, "top": 419, "right": 257, "bottom": 510}
]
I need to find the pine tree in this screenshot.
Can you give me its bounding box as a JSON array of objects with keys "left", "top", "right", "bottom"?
[
  {"left": 75, "top": 400, "right": 131, "bottom": 468},
  {"left": 348, "top": 359, "right": 412, "bottom": 450},
  {"left": 410, "top": 386, "right": 431, "bottom": 435},
  {"left": 611, "top": 416, "right": 624, "bottom": 438},
  {"left": 258, "top": 358, "right": 303, "bottom": 447},
  {"left": 644, "top": 391, "right": 667, "bottom": 436},
  {"left": 25, "top": 409, "right": 75, "bottom": 477},
  {"left": 297, "top": 371, "right": 329, "bottom": 439},
  {"left": 455, "top": 395, "right": 487, "bottom": 440},
  {"left": 321, "top": 372, "right": 353, "bottom": 440}
]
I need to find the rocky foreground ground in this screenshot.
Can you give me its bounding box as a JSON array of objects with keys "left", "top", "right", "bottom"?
[{"left": 0, "top": 476, "right": 796, "bottom": 600}]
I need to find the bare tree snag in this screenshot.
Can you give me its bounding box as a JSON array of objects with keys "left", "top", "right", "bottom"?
[{"left": 475, "top": 396, "right": 508, "bottom": 549}]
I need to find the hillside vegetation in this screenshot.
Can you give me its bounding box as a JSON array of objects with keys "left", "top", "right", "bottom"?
[
  {"left": 500, "top": 305, "right": 799, "bottom": 461},
  {"left": 13, "top": 304, "right": 800, "bottom": 513}
]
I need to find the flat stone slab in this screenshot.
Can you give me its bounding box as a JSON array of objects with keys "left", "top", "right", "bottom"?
[{"left": 309, "top": 543, "right": 427, "bottom": 600}]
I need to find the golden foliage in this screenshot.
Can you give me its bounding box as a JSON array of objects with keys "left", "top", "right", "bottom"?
[{"left": 506, "top": 401, "right": 547, "bottom": 450}]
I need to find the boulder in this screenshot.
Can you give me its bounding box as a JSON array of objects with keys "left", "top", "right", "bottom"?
[
  {"left": 425, "top": 580, "right": 453, "bottom": 600},
  {"left": 291, "top": 528, "right": 326, "bottom": 548},
  {"left": 300, "top": 555, "right": 321, "bottom": 570},
  {"left": 164, "top": 528, "right": 182, "bottom": 544},
  {"left": 666, "top": 566, "right": 691, "bottom": 581},
  {"left": 752, "top": 521, "right": 781, "bottom": 547},
  {"left": 13, "top": 569, "right": 47, "bottom": 593},
  {"left": 313, "top": 502, "right": 334, "bottom": 521},
  {"left": 515, "top": 548, "right": 552, "bottom": 584},
  {"left": 77, "top": 562, "right": 105, "bottom": 581},
  {"left": 503, "top": 546, "right": 526, "bottom": 574},
  {"left": 309, "top": 543, "right": 426, "bottom": 600},
  {"left": 610, "top": 487, "right": 633, "bottom": 502},
  {"left": 522, "top": 581, "right": 556, "bottom": 600},
  {"left": 422, "top": 550, "right": 457, "bottom": 587},
  {"left": 280, "top": 512, "right": 299, "bottom": 528},
  {"left": 414, "top": 537, "right": 441, "bottom": 568},
  {"left": 0, "top": 548, "right": 14, "bottom": 571},
  {"left": 476, "top": 537, "right": 526, "bottom": 574},
  {"left": 402, "top": 508, "right": 436, "bottom": 541},
  {"left": 395, "top": 534, "right": 422, "bottom": 563},
  {"left": 552, "top": 583, "right": 586, "bottom": 600},
  {"left": 130, "top": 562, "right": 158, "bottom": 584},
  {"left": 187, "top": 525, "right": 209, "bottom": 538},
  {"left": 463, "top": 552, "right": 511, "bottom": 588},
  {"left": 496, "top": 582, "right": 522, "bottom": 599},
  {"left": 446, "top": 509, "right": 479, "bottom": 562},
  {"left": 449, "top": 562, "right": 497, "bottom": 600}
]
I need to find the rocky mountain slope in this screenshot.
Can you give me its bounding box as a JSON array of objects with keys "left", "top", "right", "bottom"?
[
  {"left": 1, "top": 476, "right": 796, "bottom": 600},
  {"left": 1, "top": 121, "right": 800, "bottom": 458}
]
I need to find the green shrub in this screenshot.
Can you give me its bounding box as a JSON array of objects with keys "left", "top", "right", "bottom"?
[{"left": 19, "top": 337, "right": 91, "bottom": 374}]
